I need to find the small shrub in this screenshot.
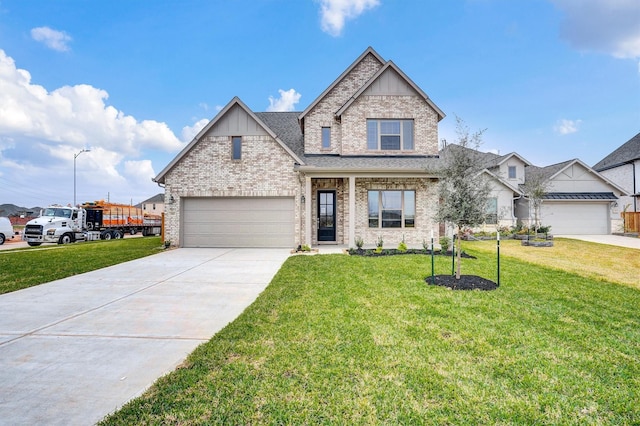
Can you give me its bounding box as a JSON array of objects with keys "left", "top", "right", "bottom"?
[
  {"left": 376, "top": 235, "right": 384, "bottom": 249},
  {"left": 397, "top": 241, "right": 407, "bottom": 252},
  {"left": 439, "top": 236, "right": 451, "bottom": 252},
  {"left": 537, "top": 225, "right": 551, "bottom": 234},
  {"left": 422, "top": 239, "right": 430, "bottom": 251},
  {"left": 374, "top": 246, "right": 383, "bottom": 254},
  {"left": 301, "top": 244, "right": 311, "bottom": 252},
  {"left": 354, "top": 236, "right": 364, "bottom": 249}
]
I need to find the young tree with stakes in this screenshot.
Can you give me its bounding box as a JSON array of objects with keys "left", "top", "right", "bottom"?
[{"left": 437, "top": 117, "right": 492, "bottom": 279}]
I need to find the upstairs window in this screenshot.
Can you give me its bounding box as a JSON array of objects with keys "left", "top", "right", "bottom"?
[
  {"left": 368, "top": 190, "right": 415, "bottom": 228},
  {"left": 367, "top": 119, "right": 414, "bottom": 151},
  {"left": 321, "top": 127, "right": 331, "bottom": 149},
  {"left": 232, "top": 136, "right": 242, "bottom": 160},
  {"left": 508, "top": 166, "right": 516, "bottom": 179}
]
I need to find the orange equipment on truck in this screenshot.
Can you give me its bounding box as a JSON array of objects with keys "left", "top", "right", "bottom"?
[{"left": 81, "top": 200, "right": 162, "bottom": 239}]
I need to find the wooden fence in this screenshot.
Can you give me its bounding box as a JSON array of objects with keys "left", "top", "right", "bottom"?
[{"left": 622, "top": 212, "right": 640, "bottom": 233}]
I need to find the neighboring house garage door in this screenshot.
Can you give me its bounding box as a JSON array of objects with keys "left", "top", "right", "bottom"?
[
  {"left": 541, "top": 202, "right": 609, "bottom": 235},
  {"left": 182, "top": 197, "right": 295, "bottom": 247}
]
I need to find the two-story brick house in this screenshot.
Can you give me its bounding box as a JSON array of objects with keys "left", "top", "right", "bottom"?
[{"left": 154, "top": 47, "right": 445, "bottom": 248}]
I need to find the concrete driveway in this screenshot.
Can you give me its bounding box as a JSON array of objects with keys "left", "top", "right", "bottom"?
[
  {"left": 556, "top": 234, "right": 640, "bottom": 250},
  {"left": 0, "top": 248, "right": 290, "bottom": 425}
]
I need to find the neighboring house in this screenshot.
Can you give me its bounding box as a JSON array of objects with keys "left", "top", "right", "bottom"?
[
  {"left": 518, "top": 159, "right": 626, "bottom": 234},
  {"left": 139, "top": 193, "right": 165, "bottom": 216},
  {"left": 154, "top": 47, "right": 445, "bottom": 248},
  {"left": 441, "top": 145, "right": 626, "bottom": 234},
  {"left": 593, "top": 132, "right": 640, "bottom": 214}
]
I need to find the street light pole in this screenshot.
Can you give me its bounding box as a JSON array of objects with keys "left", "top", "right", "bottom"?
[{"left": 74, "top": 149, "right": 90, "bottom": 206}]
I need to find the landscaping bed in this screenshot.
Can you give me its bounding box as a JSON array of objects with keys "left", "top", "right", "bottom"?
[
  {"left": 427, "top": 274, "right": 498, "bottom": 290},
  {"left": 348, "top": 248, "right": 475, "bottom": 258}
]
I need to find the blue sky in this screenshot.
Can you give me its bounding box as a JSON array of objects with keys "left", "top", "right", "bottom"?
[{"left": 0, "top": 0, "right": 639, "bottom": 208}]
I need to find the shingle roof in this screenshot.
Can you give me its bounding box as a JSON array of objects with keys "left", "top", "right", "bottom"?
[
  {"left": 300, "top": 155, "right": 442, "bottom": 173},
  {"left": 141, "top": 193, "right": 164, "bottom": 204},
  {"left": 525, "top": 160, "right": 574, "bottom": 182},
  {"left": 543, "top": 192, "right": 618, "bottom": 201},
  {"left": 593, "top": 132, "right": 640, "bottom": 171},
  {"left": 254, "top": 112, "right": 304, "bottom": 161}
]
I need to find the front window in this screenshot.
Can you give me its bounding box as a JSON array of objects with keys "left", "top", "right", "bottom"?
[
  {"left": 367, "top": 119, "right": 414, "bottom": 151},
  {"left": 232, "top": 136, "right": 242, "bottom": 160},
  {"left": 508, "top": 166, "right": 516, "bottom": 179},
  {"left": 321, "top": 127, "right": 331, "bottom": 149},
  {"left": 485, "top": 197, "right": 498, "bottom": 224},
  {"left": 368, "top": 190, "right": 415, "bottom": 228}
]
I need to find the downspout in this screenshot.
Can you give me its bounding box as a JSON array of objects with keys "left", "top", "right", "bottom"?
[{"left": 633, "top": 161, "right": 637, "bottom": 211}]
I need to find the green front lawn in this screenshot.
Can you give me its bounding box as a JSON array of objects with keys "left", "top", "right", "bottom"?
[
  {"left": 0, "top": 237, "right": 162, "bottom": 294},
  {"left": 102, "top": 244, "right": 640, "bottom": 425}
]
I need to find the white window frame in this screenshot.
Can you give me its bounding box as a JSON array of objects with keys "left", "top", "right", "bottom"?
[
  {"left": 368, "top": 190, "right": 416, "bottom": 228},
  {"left": 508, "top": 166, "right": 516, "bottom": 179},
  {"left": 367, "top": 119, "right": 414, "bottom": 151}
]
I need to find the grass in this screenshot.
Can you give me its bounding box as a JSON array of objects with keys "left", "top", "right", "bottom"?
[
  {"left": 0, "top": 237, "right": 163, "bottom": 294},
  {"left": 101, "top": 242, "right": 640, "bottom": 425},
  {"left": 469, "top": 237, "right": 640, "bottom": 290}
]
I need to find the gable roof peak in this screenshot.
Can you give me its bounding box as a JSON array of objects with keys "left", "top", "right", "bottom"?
[
  {"left": 298, "top": 47, "right": 386, "bottom": 122},
  {"left": 334, "top": 60, "right": 445, "bottom": 121}
]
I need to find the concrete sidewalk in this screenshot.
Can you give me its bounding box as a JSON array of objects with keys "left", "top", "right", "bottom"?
[
  {"left": 556, "top": 234, "right": 640, "bottom": 250},
  {"left": 0, "top": 248, "right": 290, "bottom": 425}
]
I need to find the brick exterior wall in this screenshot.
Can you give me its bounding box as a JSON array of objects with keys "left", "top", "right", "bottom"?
[
  {"left": 304, "top": 54, "right": 383, "bottom": 154},
  {"left": 354, "top": 177, "right": 439, "bottom": 247},
  {"left": 341, "top": 95, "right": 439, "bottom": 156},
  {"left": 163, "top": 134, "right": 302, "bottom": 246}
]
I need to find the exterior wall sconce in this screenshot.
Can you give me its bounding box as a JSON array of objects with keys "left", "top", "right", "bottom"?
[{"left": 301, "top": 195, "right": 306, "bottom": 203}]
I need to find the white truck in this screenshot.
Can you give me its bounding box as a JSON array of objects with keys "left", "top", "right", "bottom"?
[
  {"left": 23, "top": 205, "right": 91, "bottom": 246},
  {"left": 23, "top": 202, "right": 161, "bottom": 246}
]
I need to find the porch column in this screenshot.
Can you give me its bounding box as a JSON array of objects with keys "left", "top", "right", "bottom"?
[
  {"left": 305, "top": 176, "right": 312, "bottom": 246},
  {"left": 348, "top": 175, "right": 356, "bottom": 248}
]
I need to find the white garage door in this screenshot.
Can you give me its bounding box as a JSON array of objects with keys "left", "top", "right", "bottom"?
[
  {"left": 182, "top": 197, "right": 295, "bottom": 247},
  {"left": 541, "top": 202, "right": 609, "bottom": 235}
]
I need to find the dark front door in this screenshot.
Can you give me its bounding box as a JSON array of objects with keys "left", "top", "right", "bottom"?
[{"left": 318, "top": 190, "right": 336, "bottom": 242}]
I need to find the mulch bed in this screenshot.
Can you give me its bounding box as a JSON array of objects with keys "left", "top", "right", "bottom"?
[
  {"left": 426, "top": 274, "right": 498, "bottom": 291},
  {"left": 349, "top": 248, "right": 475, "bottom": 258}
]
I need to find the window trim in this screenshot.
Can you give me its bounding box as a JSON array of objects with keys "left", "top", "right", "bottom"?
[
  {"left": 366, "top": 119, "right": 414, "bottom": 151},
  {"left": 485, "top": 197, "right": 498, "bottom": 225},
  {"left": 321, "top": 127, "right": 331, "bottom": 149},
  {"left": 368, "top": 190, "right": 416, "bottom": 228},
  {"left": 231, "top": 136, "right": 242, "bottom": 160}
]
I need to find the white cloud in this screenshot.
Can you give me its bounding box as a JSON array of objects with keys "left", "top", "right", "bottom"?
[
  {"left": 266, "top": 88, "right": 302, "bottom": 112},
  {"left": 0, "top": 49, "right": 185, "bottom": 206},
  {"left": 31, "top": 26, "right": 72, "bottom": 52},
  {"left": 0, "top": 50, "right": 183, "bottom": 154},
  {"left": 554, "top": 118, "right": 582, "bottom": 135},
  {"left": 181, "top": 118, "right": 209, "bottom": 142},
  {"left": 551, "top": 0, "right": 640, "bottom": 59},
  {"left": 318, "top": 0, "right": 380, "bottom": 36}
]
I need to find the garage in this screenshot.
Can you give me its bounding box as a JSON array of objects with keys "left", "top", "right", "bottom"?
[
  {"left": 182, "top": 197, "right": 295, "bottom": 247},
  {"left": 541, "top": 202, "right": 610, "bottom": 235}
]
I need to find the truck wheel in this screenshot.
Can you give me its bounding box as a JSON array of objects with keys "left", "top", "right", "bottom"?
[
  {"left": 130, "top": 229, "right": 137, "bottom": 235},
  {"left": 58, "top": 234, "right": 73, "bottom": 244},
  {"left": 102, "top": 231, "right": 112, "bottom": 240},
  {"left": 28, "top": 242, "right": 42, "bottom": 247},
  {"left": 113, "top": 230, "right": 122, "bottom": 239},
  {"left": 0, "top": 234, "right": 5, "bottom": 245}
]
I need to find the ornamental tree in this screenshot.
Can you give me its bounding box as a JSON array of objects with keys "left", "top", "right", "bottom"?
[{"left": 437, "top": 117, "right": 492, "bottom": 279}]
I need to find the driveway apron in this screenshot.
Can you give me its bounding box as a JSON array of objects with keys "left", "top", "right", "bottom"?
[{"left": 0, "top": 248, "right": 290, "bottom": 425}]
